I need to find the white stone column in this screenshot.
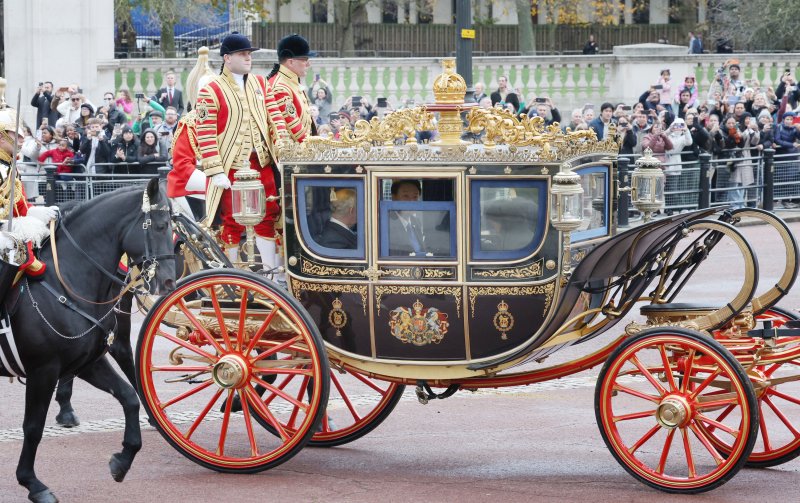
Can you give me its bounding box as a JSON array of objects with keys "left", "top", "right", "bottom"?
[
  {"left": 5, "top": 0, "right": 114, "bottom": 126},
  {"left": 649, "top": 0, "right": 669, "bottom": 24}
]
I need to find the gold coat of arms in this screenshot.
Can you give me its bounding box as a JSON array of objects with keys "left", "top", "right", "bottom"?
[{"left": 389, "top": 299, "right": 449, "bottom": 346}]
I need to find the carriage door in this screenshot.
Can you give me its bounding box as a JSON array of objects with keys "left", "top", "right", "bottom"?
[{"left": 368, "top": 170, "right": 466, "bottom": 361}]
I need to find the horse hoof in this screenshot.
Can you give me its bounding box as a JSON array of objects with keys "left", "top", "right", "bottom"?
[
  {"left": 55, "top": 411, "right": 80, "bottom": 428},
  {"left": 109, "top": 454, "right": 129, "bottom": 483},
  {"left": 28, "top": 489, "right": 59, "bottom": 503}
]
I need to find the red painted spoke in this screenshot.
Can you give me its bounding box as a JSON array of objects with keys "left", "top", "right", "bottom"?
[
  {"left": 689, "top": 367, "right": 724, "bottom": 400},
  {"left": 186, "top": 388, "right": 224, "bottom": 440},
  {"left": 696, "top": 413, "right": 739, "bottom": 437},
  {"left": 252, "top": 367, "right": 314, "bottom": 377},
  {"left": 217, "top": 390, "right": 234, "bottom": 455},
  {"left": 695, "top": 396, "right": 740, "bottom": 410},
  {"left": 627, "top": 424, "right": 661, "bottom": 454},
  {"left": 251, "top": 375, "right": 309, "bottom": 411},
  {"left": 658, "top": 344, "right": 679, "bottom": 391},
  {"left": 681, "top": 427, "right": 698, "bottom": 478},
  {"left": 252, "top": 335, "right": 303, "bottom": 362},
  {"left": 708, "top": 404, "right": 736, "bottom": 432},
  {"left": 758, "top": 404, "right": 773, "bottom": 452},
  {"left": 321, "top": 413, "right": 332, "bottom": 433},
  {"left": 156, "top": 329, "right": 218, "bottom": 362},
  {"left": 236, "top": 287, "right": 248, "bottom": 351},
  {"left": 681, "top": 349, "right": 697, "bottom": 394},
  {"left": 245, "top": 385, "right": 289, "bottom": 441},
  {"left": 209, "top": 288, "right": 234, "bottom": 351},
  {"left": 763, "top": 362, "right": 783, "bottom": 378},
  {"left": 150, "top": 365, "right": 213, "bottom": 373},
  {"left": 286, "top": 376, "right": 310, "bottom": 430},
  {"left": 237, "top": 390, "right": 259, "bottom": 457},
  {"left": 689, "top": 423, "right": 726, "bottom": 466},
  {"left": 613, "top": 409, "right": 656, "bottom": 423},
  {"left": 769, "top": 388, "right": 800, "bottom": 407},
  {"left": 160, "top": 380, "right": 214, "bottom": 409},
  {"left": 177, "top": 300, "right": 225, "bottom": 355},
  {"left": 613, "top": 382, "right": 661, "bottom": 403},
  {"left": 331, "top": 371, "right": 362, "bottom": 422},
  {"left": 262, "top": 374, "right": 295, "bottom": 408},
  {"left": 629, "top": 354, "right": 669, "bottom": 397},
  {"left": 657, "top": 428, "right": 676, "bottom": 475},
  {"left": 763, "top": 395, "right": 800, "bottom": 438},
  {"left": 245, "top": 306, "right": 282, "bottom": 356},
  {"left": 347, "top": 369, "right": 390, "bottom": 395}
]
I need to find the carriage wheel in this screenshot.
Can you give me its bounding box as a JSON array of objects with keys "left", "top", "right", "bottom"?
[
  {"left": 252, "top": 365, "right": 405, "bottom": 448},
  {"left": 136, "top": 269, "right": 329, "bottom": 473},
  {"left": 704, "top": 307, "right": 800, "bottom": 468},
  {"left": 596, "top": 328, "right": 758, "bottom": 493}
]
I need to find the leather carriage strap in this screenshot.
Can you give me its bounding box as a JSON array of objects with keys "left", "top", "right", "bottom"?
[
  {"left": 50, "top": 220, "right": 140, "bottom": 306},
  {"left": 37, "top": 279, "right": 109, "bottom": 336}
]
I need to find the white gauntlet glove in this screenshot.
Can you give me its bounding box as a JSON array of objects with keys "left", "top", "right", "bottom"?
[
  {"left": 27, "top": 205, "right": 59, "bottom": 224},
  {"left": 210, "top": 173, "right": 231, "bottom": 190}
]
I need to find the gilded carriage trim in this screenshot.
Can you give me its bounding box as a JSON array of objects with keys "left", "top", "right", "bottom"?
[
  {"left": 468, "top": 281, "right": 555, "bottom": 318},
  {"left": 290, "top": 278, "right": 368, "bottom": 316},
  {"left": 328, "top": 297, "right": 348, "bottom": 336},
  {"left": 380, "top": 267, "right": 412, "bottom": 279},
  {"left": 378, "top": 267, "right": 454, "bottom": 280},
  {"left": 375, "top": 285, "right": 462, "bottom": 318},
  {"left": 300, "top": 259, "right": 363, "bottom": 277},
  {"left": 473, "top": 259, "right": 544, "bottom": 279},
  {"left": 389, "top": 299, "right": 450, "bottom": 346},
  {"left": 493, "top": 300, "right": 515, "bottom": 340},
  {"left": 423, "top": 268, "right": 454, "bottom": 279},
  {"left": 570, "top": 249, "right": 588, "bottom": 263}
]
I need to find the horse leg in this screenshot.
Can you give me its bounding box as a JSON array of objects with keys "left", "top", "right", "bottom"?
[
  {"left": 17, "top": 368, "right": 60, "bottom": 503},
  {"left": 77, "top": 356, "right": 141, "bottom": 483},
  {"left": 108, "top": 292, "right": 135, "bottom": 388},
  {"left": 53, "top": 378, "right": 80, "bottom": 428}
]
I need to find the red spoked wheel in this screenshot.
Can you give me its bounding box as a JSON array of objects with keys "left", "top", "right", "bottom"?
[
  {"left": 596, "top": 328, "right": 758, "bottom": 493},
  {"left": 705, "top": 306, "right": 800, "bottom": 468},
  {"left": 253, "top": 364, "right": 405, "bottom": 448},
  {"left": 135, "top": 269, "right": 330, "bottom": 473}
]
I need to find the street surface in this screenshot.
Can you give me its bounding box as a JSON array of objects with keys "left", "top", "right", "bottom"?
[{"left": 1, "top": 220, "right": 799, "bottom": 502}]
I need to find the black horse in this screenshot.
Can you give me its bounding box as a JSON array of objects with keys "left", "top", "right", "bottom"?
[{"left": 5, "top": 178, "right": 176, "bottom": 503}]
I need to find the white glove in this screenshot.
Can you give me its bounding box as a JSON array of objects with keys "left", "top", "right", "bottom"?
[
  {"left": 27, "top": 205, "right": 59, "bottom": 224},
  {"left": 210, "top": 173, "right": 231, "bottom": 190}
]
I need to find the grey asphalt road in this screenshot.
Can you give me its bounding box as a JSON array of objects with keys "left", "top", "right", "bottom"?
[{"left": 1, "top": 220, "right": 799, "bottom": 503}]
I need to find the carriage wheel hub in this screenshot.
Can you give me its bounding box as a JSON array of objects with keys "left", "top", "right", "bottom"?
[
  {"left": 212, "top": 354, "right": 249, "bottom": 389},
  {"left": 656, "top": 396, "right": 690, "bottom": 429}
]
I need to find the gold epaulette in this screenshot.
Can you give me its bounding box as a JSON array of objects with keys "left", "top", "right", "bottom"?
[
  {"left": 0, "top": 177, "right": 24, "bottom": 220},
  {"left": 171, "top": 110, "right": 201, "bottom": 159}
]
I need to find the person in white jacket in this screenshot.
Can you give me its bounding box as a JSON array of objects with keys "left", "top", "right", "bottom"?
[
  {"left": 664, "top": 118, "right": 694, "bottom": 213},
  {"left": 730, "top": 116, "right": 760, "bottom": 209}
]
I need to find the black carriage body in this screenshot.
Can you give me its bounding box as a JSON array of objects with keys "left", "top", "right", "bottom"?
[{"left": 279, "top": 145, "right": 619, "bottom": 378}]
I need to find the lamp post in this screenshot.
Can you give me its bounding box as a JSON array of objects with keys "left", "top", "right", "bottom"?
[
  {"left": 230, "top": 164, "right": 266, "bottom": 267},
  {"left": 550, "top": 161, "right": 584, "bottom": 278},
  {"left": 629, "top": 148, "right": 666, "bottom": 222}
]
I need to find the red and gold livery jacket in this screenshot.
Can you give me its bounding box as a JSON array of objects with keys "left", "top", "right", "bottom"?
[
  {"left": 269, "top": 66, "right": 312, "bottom": 143},
  {"left": 167, "top": 111, "right": 204, "bottom": 198},
  {"left": 0, "top": 163, "right": 45, "bottom": 279},
  {"left": 195, "top": 67, "right": 287, "bottom": 177}
]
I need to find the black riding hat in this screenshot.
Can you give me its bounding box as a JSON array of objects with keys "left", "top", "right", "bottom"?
[
  {"left": 277, "top": 33, "right": 317, "bottom": 60},
  {"left": 220, "top": 32, "right": 259, "bottom": 56}
]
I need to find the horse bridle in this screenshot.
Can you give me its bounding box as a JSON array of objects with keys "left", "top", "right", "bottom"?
[{"left": 52, "top": 188, "right": 176, "bottom": 305}]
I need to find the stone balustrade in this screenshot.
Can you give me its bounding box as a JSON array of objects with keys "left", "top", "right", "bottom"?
[{"left": 96, "top": 47, "right": 800, "bottom": 115}]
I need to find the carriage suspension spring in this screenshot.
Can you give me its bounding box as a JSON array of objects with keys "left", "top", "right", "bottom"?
[{"left": 415, "top": 380, "right": 460, "bottom": 404}]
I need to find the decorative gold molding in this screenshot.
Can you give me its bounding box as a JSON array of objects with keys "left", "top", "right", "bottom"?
[
  {"left": 375, "top": 285, "right": 462, "bottom": 318},
  {"left": 290, "top": 278, "right": 368, "bottom": 316},
  {"left": 473, "top": 259, "right": 543, "bottom": 279},
  {"left": 422, "top": 268, "right": 454, "bottom": 279},
  {"left": 300, "top": 259, "right": 363, "bottom": 277},
  {"left": 468, "top": 281, "right": 555, "bottom": 318}
]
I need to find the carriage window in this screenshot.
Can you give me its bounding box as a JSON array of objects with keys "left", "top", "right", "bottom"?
[
  {"left": 295, "top": 178, "right": 365, "bottom": 259},
  {"left": 572, "top": 166, "right": 610, "bottom": 242},
  {"left": 379, "top": 178, "right": 456, "bottom": 260},
  {"left": 470, "top": 179, "right": 547, "bottom": 260}
]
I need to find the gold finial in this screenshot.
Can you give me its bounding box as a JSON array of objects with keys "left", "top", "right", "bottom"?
[
  {"left": 186, "top": 46, "right": 215, "bottom": 107},
  {"left": 432, "top": 58, "right": 466, "bottom": 105},
  {"left": 0, "top": 77, "right": 6, "bottom": 109}
]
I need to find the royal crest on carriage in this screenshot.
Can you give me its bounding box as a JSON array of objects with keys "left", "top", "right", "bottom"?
[
  {"left": 328, "top": 297, "right": 347, "bottom": 336},
  {"left": 492, "top": 300, "right": 515, "bottom": 340},
  {"left": 389, "top": 299, "right": 449, "bottom": 346}
]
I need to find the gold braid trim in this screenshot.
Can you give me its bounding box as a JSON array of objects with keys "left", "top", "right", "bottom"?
[
  {"left": 0, "top": 177, "right": 24, "bottom": 220},
  {"left": 170, "top": 111, "right": 201, "bottom": 159}
]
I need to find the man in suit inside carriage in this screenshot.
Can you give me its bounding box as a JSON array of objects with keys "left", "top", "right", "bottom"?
[
  {"left": 387, "top": 179, "right": 427, "bottom": 257},
  {"left": 195, "top": 32, "right": 288, "bottom": 272},
  {"left": 317, "top": 188, "right": 357, "bottom": 250}
]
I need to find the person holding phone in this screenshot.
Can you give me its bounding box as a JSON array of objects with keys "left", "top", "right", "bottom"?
[
  {"left": 657, "top": 69, "right": 674, "bottom": 113},
  {"left": 30, "top": 81, "right": 58, "bottom": 128}
]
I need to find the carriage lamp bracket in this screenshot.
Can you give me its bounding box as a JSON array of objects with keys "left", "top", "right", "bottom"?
[{"left": 415, "top": 380, "right": 460, "bottom": 404}]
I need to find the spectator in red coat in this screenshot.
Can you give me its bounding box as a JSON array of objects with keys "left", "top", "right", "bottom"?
[{"left": 38, "top": 138, "right": 75, "bottom": 180}]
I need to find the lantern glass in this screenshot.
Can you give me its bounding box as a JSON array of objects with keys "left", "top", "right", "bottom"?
[
  {"left": 231, "top": 185, "right": 265, "bottom": 220},
  {"left": 551, "top": 190, "right": 583, "bottom": 228},
  {"left": 633, "top": 172, "right": 664, "bottom": 205}
]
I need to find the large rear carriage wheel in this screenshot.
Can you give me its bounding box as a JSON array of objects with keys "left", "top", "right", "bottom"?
[
  {"left": 136, "top": 269, "right": 329, "bottom": 473},
  {"left": 596, "top": 328, "right": 758, "bottom": 493}
]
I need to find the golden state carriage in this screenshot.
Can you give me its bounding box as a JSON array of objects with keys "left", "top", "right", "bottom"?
[{"left": 135, "top": 60, "right": 800, "bottom": 493}]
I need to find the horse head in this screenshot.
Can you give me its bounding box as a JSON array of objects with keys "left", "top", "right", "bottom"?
[{"left": 123, "top": 178, "right": 177, "bottom": 295}]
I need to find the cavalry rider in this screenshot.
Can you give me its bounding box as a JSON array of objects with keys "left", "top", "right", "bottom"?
[
  {"left": 268, "top": 33, "right": 317, "bottom": 143},
  {"left": 195, "top": 32, "right": 288, "bottom": 270},
  {"left": 0, "top": 103, "right": 57, "bottom": 288}
]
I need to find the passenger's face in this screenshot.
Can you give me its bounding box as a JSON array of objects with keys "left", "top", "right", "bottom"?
[{"left": 393, "top": 184, "right": 420, "bottom": 201}]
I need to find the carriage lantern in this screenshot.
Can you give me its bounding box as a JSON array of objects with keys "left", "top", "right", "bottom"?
[
  {"left": 629, "top": 148, "right": 665, "bottom": 222},
  {"left": 550, "top": 162, "right": 584, "bottom": 276},
  {"left": 231, "top": 163, "right": 266, "bottom": 266}
]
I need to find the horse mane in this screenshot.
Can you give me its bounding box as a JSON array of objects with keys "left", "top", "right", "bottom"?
[{"left": 58, "top": 185, "right": 145, "bottom": 225}]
